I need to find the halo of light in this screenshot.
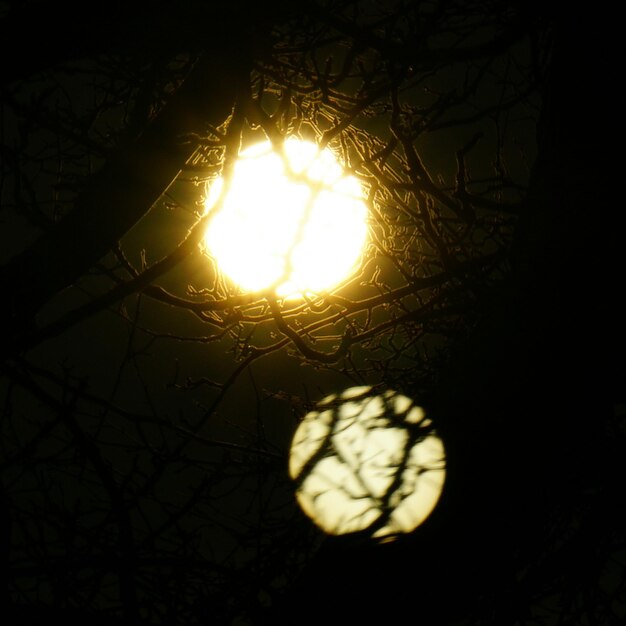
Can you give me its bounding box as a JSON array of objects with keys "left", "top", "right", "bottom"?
[
  {"left": 203, "top": 138, "right": 368, "bottom": 298},
  {"left": 289, "top": 386, "right": 446, "bottom": 540}
]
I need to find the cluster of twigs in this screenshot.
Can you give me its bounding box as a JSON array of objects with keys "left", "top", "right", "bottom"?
[{"left": 4, "top": 3, "right": 620, "bottom": 626}]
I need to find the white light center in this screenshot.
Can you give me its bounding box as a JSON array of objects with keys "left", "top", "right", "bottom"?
[{"left": 203, "top": 138, "right": 368, "bottom": 298}]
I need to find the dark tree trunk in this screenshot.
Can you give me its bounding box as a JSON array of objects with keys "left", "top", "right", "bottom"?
[
  {"left": 267, "top": 7, "right": 623, "bottom": 624},
  {"left": 0, "top": 53, "right": 249, "bottom": 353}
]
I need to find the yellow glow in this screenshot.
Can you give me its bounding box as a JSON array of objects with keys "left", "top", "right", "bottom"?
[
  {"left": 289, "top": 387, "right": 446, "bottom": 540},
  {"left": 203, "top": 138, "right": 368, "bottom": 298}
]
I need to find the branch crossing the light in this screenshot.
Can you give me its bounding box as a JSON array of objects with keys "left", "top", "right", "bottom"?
[
  {"left": 289, "top": 386, "right": 446, "bottom": 541},
  {"left": 203, "top": 138, "right": 368, "bottom": 298}
]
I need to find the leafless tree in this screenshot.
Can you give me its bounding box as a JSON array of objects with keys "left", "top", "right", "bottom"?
[{"left": 1, "top": 1, "right": 623, "bottom": 625}]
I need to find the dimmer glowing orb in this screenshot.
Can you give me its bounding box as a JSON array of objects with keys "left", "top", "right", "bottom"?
[
  {"left": 289, "top": 386, "right": 446, "bottom": 540},
  {"left": 203, "top": 138, "right": 368, "bottom": 298}
]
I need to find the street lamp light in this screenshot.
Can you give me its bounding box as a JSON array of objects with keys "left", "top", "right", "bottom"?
[
  {"left": 289, "top": 386, "right": 446, "bottom": 541},
  {"left": 202, "top": 137, "right": 368, "bottom": 298}
]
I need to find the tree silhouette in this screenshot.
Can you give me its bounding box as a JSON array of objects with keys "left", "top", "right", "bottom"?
[{"left": 1, "top": 1, "right": 623, "bottom": 625}]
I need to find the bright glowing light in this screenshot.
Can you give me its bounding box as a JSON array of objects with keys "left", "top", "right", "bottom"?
[
  {"left": 289, "top": 386, "right": 446, "bottom": 541},
  {"left": 203, "top": 138, "right": 368, "bottom": 298}
]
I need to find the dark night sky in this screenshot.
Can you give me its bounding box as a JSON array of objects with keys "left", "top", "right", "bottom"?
[{"left": 1, "top": 2, "right": 624, "bottom": 625}]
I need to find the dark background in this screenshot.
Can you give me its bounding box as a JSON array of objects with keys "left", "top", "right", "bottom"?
[{"left": 1, "top": 2, "right": 624, "bottom": 625}]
